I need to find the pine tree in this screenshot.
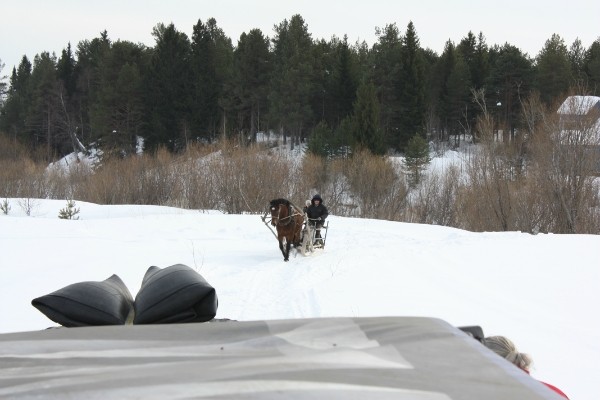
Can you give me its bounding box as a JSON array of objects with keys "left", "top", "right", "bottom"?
[
  {"left": 369, "top": 23, "right": 402, "bottom": 149},
  {"left": 26, "top": 52, "right": 59, "bottom": 159},
  {"left": 403, "top": 134, "right": 431, "bottom": 186},
  {"left": 190, "top": 18, "right": 233, "bottom": 141},
  {"left": 352, "top": 81, "right": 385, "bottom": 155},
  {"left": 56, "top": 43, "right": 77, "bottom": 98},
  {"left": 535, "top": 34, "right": 572, "bottom": 105},
  {"left": 568, "top": 38, "right": 587, "bottom": 84},
  {"left": 73, "top": 32, "right": 112, "bottom": 147},
  {"left": 456, "top": 31, "right": 488, "bottom": 135},
  {"left": 56, "top": 42, "right": 91, "bottom": 156},
  {"left": 487, "top": 44, "right": 533, "bottom": 139},
  {"left": 90, "top": 40, "right": 147, "bottom": 156},
  {"left": 0, "top": 56, "right": 31, "bottom": 137},
  {"left": 397, "top": 21, "right": 426, "bottom": 151},
  {"left": 583, "top": 39, "right": 600, "bottom": 95},
  {"left": 445, "top": 53, "right": 472, "bottom": 139},
  {"left": 58, "top": 199, "right": 80, "bottom": 220},
  {"left": 269, "top": 14, "right": 315, "bottom": 149},
  {"left": 332, "top": 116, "right": 354, "bottom": 158},
  {"left": 330, "top": 36, "right": 358, "bottom": 124},
  {"left": 307, "top": 120, "right": 331, "bottom": 157},
  {"left": 429, "top": 40, "right": 459, "bottom": 140},
  {"left": 144, "top": 23, "right": 192, "bottom": 150},
  {"left": 0, "top": 198, "right": 10, "bottom": 215},
  {"left": 230, "top": 28, "right": 272, "bottom": 141}
]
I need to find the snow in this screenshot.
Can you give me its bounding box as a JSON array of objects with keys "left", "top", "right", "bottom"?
[{"left": 1, "top": 199, "right": 598, "bottom": 398}]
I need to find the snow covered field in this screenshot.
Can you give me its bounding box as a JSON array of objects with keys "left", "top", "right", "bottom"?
[{"left": 0, "top": 199, "right": 598, "bottom": 399}]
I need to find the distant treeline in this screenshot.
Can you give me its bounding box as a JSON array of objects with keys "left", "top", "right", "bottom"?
[{"left": 1, "top": 15, "right": 599, "bottom": 160}]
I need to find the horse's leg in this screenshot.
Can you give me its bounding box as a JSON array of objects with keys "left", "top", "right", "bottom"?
[
  {"left": 278, "top": 238, "right": 286, "bottom": 260},
  {"left": 284, "top": 239, "right": 291, "bottom": 262}
]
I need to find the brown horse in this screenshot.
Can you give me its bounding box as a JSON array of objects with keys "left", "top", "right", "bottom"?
[{"left": 269, "top": 198, "right": 304, "bottom": 261}]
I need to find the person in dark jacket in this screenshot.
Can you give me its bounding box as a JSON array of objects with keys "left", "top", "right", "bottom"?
[{"left": 305, "top": 194, "right": 328, "bottom": 239}]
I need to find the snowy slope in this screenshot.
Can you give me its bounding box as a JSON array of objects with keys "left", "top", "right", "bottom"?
[{"left": 0, "top": 199, "right": 598, "bottom": 399}]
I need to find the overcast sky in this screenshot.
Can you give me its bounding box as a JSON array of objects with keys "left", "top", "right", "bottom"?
[{"left": 1, "top": 0, "right": 599, "bottom": 74}]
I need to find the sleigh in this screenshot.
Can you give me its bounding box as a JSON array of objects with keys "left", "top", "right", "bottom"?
[{"left": 261, "top": 199, "right": 329, "bottom": 259}]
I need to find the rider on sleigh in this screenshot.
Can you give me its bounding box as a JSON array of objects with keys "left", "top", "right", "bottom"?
[{"left": 303, "top": 194, "right": 328, "bottom": 243}]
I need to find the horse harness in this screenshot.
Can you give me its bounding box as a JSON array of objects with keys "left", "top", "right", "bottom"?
[{"left": 272, "top": 203, "right": 299, "bottom": 227}]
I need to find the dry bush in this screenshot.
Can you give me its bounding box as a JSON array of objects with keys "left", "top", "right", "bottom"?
[
  {"left": 176, "top": 155, "right": 220, "bottom": 211},
  {"left": 236, "top": 151, "right": 292, "bottom": 212},
  {"left": 509, "top": 178, "right": 555, "bottom": 234},
  {"left": 321, "top": 158, "right": 354, "bottom": 216},
  {"left": 297, "top": 153, "right": 362, "bottom": 217},
  {"left": 454, "top": 89, "right": 527, "bottom": 231},
  {"left": 457, "top": 146, "right": 520, "bottom": 231},
  {"left": 0, "top": 157, "right": 43, "bottom": 198},
  {"left": 522, "top": 92, "right": 600, "bottom": 233},
  {"left": 343, "top": 149, "right": 408, "bottom": 220},
  {"left": 0, "top": 134, "right": 29, "bottom": 161},
  {"left": 44, "top": 162, "right": 93, "bottom": 200},
  {"left": 529, "top": 135, "right": 600, "bottom": 233},
  {"left": 296, "top": 153, "right": 325, "bottom": 201},
  {"left": 408, "top": 165, "right": 460, "bottom": 226},
  {"left": 137, "top": 147, "right": 182, "bottom": 205},
  {"left": 173, "top": 139, "right": 300, "bottom": 213},
  {"left": 0, "top": 134, "right": 46, "bottom": 198},
  {"left": 454, "top": 89, "right": 600, "bottom": 234},
  {"left": 209, "top": 142, "right": 292, "bottom": 213},
  {"left": 76, "top": 148, "right": 181, "bottom": 205}
]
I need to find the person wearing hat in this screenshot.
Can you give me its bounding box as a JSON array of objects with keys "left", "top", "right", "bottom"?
[{"left": 305, "top": 194, "right": 328, "bottom": 241}]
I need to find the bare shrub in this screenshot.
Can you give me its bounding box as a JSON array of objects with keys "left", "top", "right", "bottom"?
[
  {"left": 408, "top": 165, "right": 460, "bottom": 226},
  {"left": 510, "top": 178, "right": 555, "bottom": 234},
  {"left": 1, "top": 198, "right": 10, "bottom": 214},
  {"left": 458, "top": 144, "right": 520, "bottom": 231},
  {"left": 454, "top": 88, "right": 532, "bottom": 232},
  {"left": 177, "top": 153, "right": 221, "bottom": 211},
  {"left": 0, "top": 133, "right": 34, "bottom": 161},
  {"left": 0, "top": 136, "right": 42, "bottom": 197},
  {"left": 297, "top": 153, "right": 362, "bottom": 217},
  {"left": 44, "top": 162, "right": 93, "bottom": 200},
  {"left": 211, "top": 142, "right": 292, "bottom": 213},
  {"left": 18, "top": 197, "right": 39, "bottom": 216},
  {"left": 320, "top": 158, "right": 353, "bottom": 216},
  {"left": 297, "top": 153, "right": 326, "bottom": 199},
  {"left": 297, "top": 153, "right": 324, "bottom": 191},
  {"left": 175, "top": 139, "right": 298, "bottom": 214},
  {"left": 76, "top": 148, "right": 181, "bottom": 205},
  {"left": 520, "top": 91, "right": 600, "bottom": 234},
  {"left": 343, "top": 149, "right": 408, "bottom": 220}
]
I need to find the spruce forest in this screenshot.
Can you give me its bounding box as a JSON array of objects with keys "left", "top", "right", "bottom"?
[
  {"left": 1, "top": 16, "right": 599, "bottom": 157},
  {"left": 0, "top": 16, "right": 599, "bottom": 235}
]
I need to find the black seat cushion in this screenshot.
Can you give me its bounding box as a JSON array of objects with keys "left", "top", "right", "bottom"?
[
  {"left": 32, "top": 274, "right": 134, "bottom": 327},
  {"left": 133, "top": 264, "right": 218, "bottom": 324}
]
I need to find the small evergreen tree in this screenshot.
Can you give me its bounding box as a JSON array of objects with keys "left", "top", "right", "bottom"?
[
  {"left": 58, "top": 199, "right": 80, "bottom": 220},
  {"left": 332, "top": 116, "right": 354, "bottom": 158},
  {"left": 403, "top": 134, "right": 431, "bottom": 186},
  {"left": 307, "top": 121, "right": 331, "bottom": 157},
  {"left": 1, "top": 198, "right": 10, "bottom": 215}
]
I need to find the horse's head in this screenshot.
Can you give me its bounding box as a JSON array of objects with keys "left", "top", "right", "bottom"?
[{"left": 269, "top": 198, "right": 290, "bottom": 226}]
